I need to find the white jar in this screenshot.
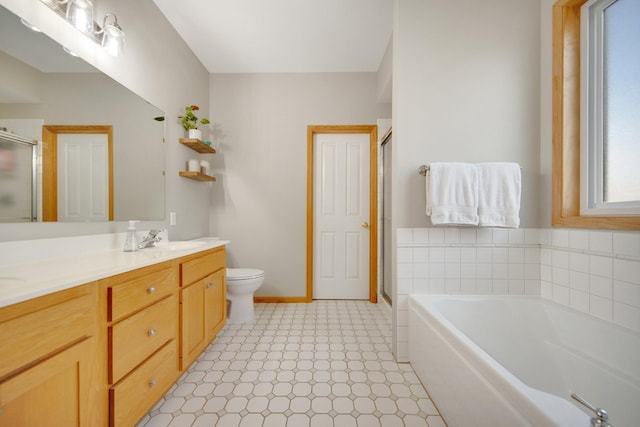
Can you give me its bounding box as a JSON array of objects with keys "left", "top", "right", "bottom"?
[{"left": 187, "top": 159, "right": 200, "bottom": 172}]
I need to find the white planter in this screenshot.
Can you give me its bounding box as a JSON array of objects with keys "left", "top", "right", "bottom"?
[{"left": 188, "top": 129, "right": 202, "bottom": 140}]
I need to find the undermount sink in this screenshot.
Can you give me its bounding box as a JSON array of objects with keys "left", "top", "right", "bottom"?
[{"left": 148, "top": 241, "right": 207, "bottom": 251}]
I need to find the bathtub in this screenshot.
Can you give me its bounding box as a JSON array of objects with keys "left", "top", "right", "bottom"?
[{"left": 408, "top": 295, "right": 640, "bottom": 427}]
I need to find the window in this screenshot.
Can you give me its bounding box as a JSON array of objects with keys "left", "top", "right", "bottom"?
[
  {"left": 552, "top": 0, "right": 640, "bottom": 229},
  {"left": 581, "top": 0, "right": 640, "bottom": 215}
]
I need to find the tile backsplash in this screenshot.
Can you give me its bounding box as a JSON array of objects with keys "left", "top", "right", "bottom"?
[
  {"left": 395, "top": 227, "right": 640, "bottom": 361},
  {"left": 539, "top": 229, "right": 640, "bottom": 332}
]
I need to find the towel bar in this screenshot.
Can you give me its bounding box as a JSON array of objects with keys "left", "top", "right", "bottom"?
[{"left": 418, "top": 163, "right": 521, "bottom": 176}]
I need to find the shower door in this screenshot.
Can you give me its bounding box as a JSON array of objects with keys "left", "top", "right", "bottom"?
[{"left": 0, "top": 130, "right": 37, "bottom": 222}]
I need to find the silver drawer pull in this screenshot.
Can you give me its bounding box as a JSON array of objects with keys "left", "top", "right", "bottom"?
[
  {"left": 147, "top": 328, "right": 156, "bottom": 337},
  {"left": 147, "top": 286, "right": 156, "bottom": 294},
  {"left": 206, "top": 281, "right": 214, "bottom": 289},
  {"left": 149, "top": 379, "right": 157, "bottom": 388}
]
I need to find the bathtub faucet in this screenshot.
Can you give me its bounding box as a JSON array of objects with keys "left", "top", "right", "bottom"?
[{"left": 571, "top": 393, "right": 610, "bottom": 427}]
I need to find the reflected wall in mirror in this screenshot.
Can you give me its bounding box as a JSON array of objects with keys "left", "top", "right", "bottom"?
[{"left": 0, "top": 4, "right": 165, "bottom": 223}]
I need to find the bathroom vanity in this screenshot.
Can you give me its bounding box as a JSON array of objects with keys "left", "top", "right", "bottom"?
[
  {"left": 0, "top": 238, "right": 227, "bottom": 427},
  {"left": 0, "top": 283, "right": 99, "bottom": 426}
]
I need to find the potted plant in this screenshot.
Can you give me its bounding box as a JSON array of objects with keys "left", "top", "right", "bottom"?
[{"left": 178, "top": 105, "right": 210, "bottom": 140}]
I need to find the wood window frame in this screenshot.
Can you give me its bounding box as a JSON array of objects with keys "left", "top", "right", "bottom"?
[{"left": 552, "top": 0, "right": 640, "bottom": 229}]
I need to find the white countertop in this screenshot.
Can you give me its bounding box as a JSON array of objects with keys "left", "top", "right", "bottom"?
[{"left": 0, "top": 236, "right": 228, "bottom": 308}]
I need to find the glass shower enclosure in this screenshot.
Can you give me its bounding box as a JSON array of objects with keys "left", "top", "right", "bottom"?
[{"left": 0, "top": 129, "right": 37, "bottom": 222}]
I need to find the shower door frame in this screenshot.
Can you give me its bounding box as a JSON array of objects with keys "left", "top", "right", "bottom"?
[{"left": 380, "top": 129, "right": 392, "bottom": 304}]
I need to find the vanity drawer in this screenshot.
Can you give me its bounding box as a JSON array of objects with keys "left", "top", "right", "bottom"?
[
  {"left": 181, "top": 247, "right": 226, "bottom": 286},
  {"left": 109, "top": 294, "right": 177, "bottom": 384},
  {"left": 109, "top": 340, "right": 178, "bottom": 427},
  {"left": 107, "top": 264, "right": 177, "bottom": 322},
  {"left": 0, "top": 285, "right": 95, "bottom": 379}
]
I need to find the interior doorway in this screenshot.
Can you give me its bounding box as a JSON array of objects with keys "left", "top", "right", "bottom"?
[{"left": 306, "top": 125, "right": 378, "bottom": 302}]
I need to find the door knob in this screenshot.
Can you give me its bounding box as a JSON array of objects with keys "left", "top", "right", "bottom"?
[{"left": 361, "top": 222, "right": 369, "bottom": 229}]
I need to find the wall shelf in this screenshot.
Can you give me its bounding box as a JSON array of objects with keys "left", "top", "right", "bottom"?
[
  {"left": 179, "top": 171, "right": 216, "bottom": 182},
  {"left": 179, "top": 138, "right": 216, "bottom": 154}
]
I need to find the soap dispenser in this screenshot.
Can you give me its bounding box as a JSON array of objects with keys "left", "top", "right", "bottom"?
[{"left": 123, "top": 220, "right": 140, "bottom": 252}]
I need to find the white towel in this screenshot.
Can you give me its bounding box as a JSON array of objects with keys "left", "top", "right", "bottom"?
[
  {"left": 477, "top": 162, "right": 521, "bottom": 228},
  {"left": 426, "top": 162, "right": 479, "bottom": 226}
]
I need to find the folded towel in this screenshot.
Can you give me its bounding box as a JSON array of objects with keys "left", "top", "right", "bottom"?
[
  {"left": 426, "top": 162, "right": 479, "bottom": 225},
  {"left": 477, "top": 162, "right": 521, "bottom": 228}
]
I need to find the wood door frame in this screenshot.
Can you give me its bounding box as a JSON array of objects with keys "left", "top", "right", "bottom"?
[
  {"left": 42, "top": 125, "right": 114, "bottom": 221},
  {"left": 306, "top": 125, "right": 378, "bottom": 303}
]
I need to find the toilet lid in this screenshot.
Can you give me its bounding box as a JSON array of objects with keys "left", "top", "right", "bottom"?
[{"left": 226, "top": 268, "right": 265, "bottom": 280}]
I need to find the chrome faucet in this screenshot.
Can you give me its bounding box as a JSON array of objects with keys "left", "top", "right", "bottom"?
[
  {"left": 138, "top": 229, "right": 163, "bottom": 249},
  {"left": 571, "top": 393, "right": 611, "bottom": 427}
]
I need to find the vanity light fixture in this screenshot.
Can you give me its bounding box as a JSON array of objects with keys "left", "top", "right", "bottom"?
[
  {"left": 65, "top": 0, "right": 94, "bottom": 33},
  {"left": 98, "top": 14, "right": 124, "bottom": 57},
  {"left": 39, "top": 0, "right": 125, "bottom": 57}
]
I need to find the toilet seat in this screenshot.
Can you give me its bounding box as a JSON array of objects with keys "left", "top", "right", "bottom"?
[{"left": 226, "top": 268, "right": 264, "bottom": 281}]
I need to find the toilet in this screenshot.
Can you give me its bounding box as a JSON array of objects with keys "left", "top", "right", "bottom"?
[{"left": 225, "top": 268, "right": 265, "bottom": 323}]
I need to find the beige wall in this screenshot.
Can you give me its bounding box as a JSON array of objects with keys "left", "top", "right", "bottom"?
[
  {"left": 0, "top": 51, "right": 41, "bottom": 103},
  {"left": 540, "top": 0, "right": 555, "bottom": 228},
  {"left": 209, "top": 73, "right": 391, "bottom": 297},
  {"left": 393, "top": 0, "right": 541, "bottom": 229},
  {"left": 391, "top": 0, "right": 542, "bottom": 356},
  {"left": 0, "top": 0, "right": 210, "bottom": 241}
]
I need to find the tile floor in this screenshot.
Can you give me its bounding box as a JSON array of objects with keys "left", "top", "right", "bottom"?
[{"left": 137, "top": 300, "right": 446, "bottom": 427}]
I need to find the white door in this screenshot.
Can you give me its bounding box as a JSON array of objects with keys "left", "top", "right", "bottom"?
[
  {"left": 313, "top": 133, "right": 370, "bottom": 299},
  {"left": 57, "top": 133, "right": 109, "bottom": 221}
]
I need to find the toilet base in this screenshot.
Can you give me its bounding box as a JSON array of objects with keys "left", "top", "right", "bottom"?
[{"left": 227, "top": 295, "right": 255, "bottom": 323}]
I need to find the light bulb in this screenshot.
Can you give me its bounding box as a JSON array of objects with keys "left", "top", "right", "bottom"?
[{"left": 66, "top": 0, "right": 94, "bottom": 33}]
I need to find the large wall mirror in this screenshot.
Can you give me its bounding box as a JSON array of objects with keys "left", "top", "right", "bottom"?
[{"left": 0, "top": 4, "right": 165, "bottom": 223}]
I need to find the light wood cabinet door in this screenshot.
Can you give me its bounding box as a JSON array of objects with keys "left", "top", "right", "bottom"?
[
  {"left": 107, "top": 265, "right": 177, "bottom": 322},
  {"left": 180, "top": 269, "right": 227, "bottom": 370},
  {"left": 109, "top": 341, "right": 177, "bottom": 427},
  {"left": 0, "top": 286, "right": 95, "bottom": 380},
  {"left": 181, "top": 248, "right": 225, "bottom": 286},
  {"left": 180, "top": 280, "right": 206, "bottom": 369},
  {"left": 102, "top": 260, "right": 180, "bottom": 427},
  {"left": 109, "top": 295, "right": 178, "bottom": 384},
  {"left": 0, "top": 338, "right": 94, "bottom": 427},
  {"left": 205, "top": 269, "right": 226, "bottom": 341}
]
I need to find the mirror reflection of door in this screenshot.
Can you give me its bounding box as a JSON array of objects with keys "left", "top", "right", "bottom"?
[{"left": 42, "top": 125, "right": 113, "bottom": 222}]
